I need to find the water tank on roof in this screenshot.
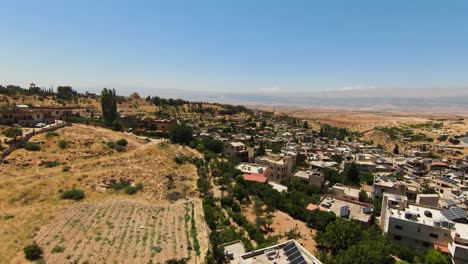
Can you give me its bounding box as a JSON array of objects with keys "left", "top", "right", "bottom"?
[
  {"left": 405, "top": 212, "right": 412, "bottom": 219},
  {"left": 424, "top": 210, "right": 432, "bottom": 218}
]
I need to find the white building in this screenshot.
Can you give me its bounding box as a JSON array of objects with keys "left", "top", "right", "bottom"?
[{"left": 380, "top": 193, "right": 468, "bottom": 264}]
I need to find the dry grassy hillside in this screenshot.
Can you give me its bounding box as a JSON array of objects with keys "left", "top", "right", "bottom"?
[{"left": 0, "top": 124, "right": 207, "bottom": 263}]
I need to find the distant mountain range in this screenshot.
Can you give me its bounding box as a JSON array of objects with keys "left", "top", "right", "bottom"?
[{"left": 83, "top": 86, "right": 468, "bottom": 114}]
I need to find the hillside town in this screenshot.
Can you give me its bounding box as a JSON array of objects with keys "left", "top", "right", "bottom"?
[{"left": 0, "top": 85, "right": 467, "bottom": 264}]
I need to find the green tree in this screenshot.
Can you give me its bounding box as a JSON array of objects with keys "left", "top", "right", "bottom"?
[
  {"left": 168, "top": 124, "right": 193, "bottom": 145},
  {"left": 332, "top": 228, "right": 394, "bottom": 264},
  {"left": 307, "top": 210, "right": 336, "bottom": 231},
  {"left": 423, "top": 249, "right": 450, "bottom": 264},
  {"left": 100, "top": 88, "right": 117, "bottom": 124},
  {"left": 255, "top": 143, "right": 266, "bottom": 157},
  {"left": 303, "top": 121, "right": 309, "bottom": 129},
  {"left": 23, "top": 243, "right": 43, "bottom": 261},
  {"left": 421, "top": 183, "right": 437, "bottom": 194},
  {"left": 344, "top": 163, "right": 360, "bottom": 186},
  {"left": 57, "top": 86, "right": 75, "bottom": 100},
  {"left": 3, "top": 127, "right": 22, "bottom": 140},
  {"left": 359, "top": 190, "right": 370, "bottom": 203},
  {"left": 316, "top": 219, "right": 363, "bottom": 255}
]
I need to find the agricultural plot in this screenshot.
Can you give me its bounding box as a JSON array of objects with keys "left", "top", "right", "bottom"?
[{"left": 34, "top": 199, "right": 205, "bottom": 264}]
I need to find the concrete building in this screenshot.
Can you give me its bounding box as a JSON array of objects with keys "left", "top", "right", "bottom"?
[
  {"left": 381, "top": 193, "right": 468, "bottom": 264},
  {"left": 373, "top": 175, "right": 417, "bottom": 200},
  {"left": 331, "top": 183, "right": 361, "bottom": 201},
  {"left": 317, "top": 195, "right": 373, "bottom": 225},
  {"left": 255, "top": 154, "right": 293, "bottom": 182},
  {"left": 0, "top": 104, "right": 75, "bottom": 127},
  {"left": 224, "top": 141, "right": 249, "bottom": 162},
  {"left": 292, "top": 169, "right": 324, "bottom": 189},
  {"left": 236, "top": 163, "right": 269, "bottom": 183}
]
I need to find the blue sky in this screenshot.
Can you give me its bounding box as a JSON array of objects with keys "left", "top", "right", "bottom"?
[{"left": 1, "top": 0, "right": 468, "bottom": 94}]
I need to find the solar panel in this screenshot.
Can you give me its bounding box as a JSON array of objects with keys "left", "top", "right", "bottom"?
[
  {"left": 441, "top": 207, "right": 467, "bottom": 221},
  {"left": 441, "top": 177, "right": 458, "bottom": 185},
  {"left": 446, "top": 200, "right": 456, "bottom": 206},
  {"left": 284, "top": 241, "right": 307, "bottom": 264},
  {"left": 340, "top": 206, "right": 349, "bottom": 218}
]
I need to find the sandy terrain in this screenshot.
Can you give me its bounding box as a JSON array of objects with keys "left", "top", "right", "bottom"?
[
  {"left": 242, "top": 205, "right": 317, "bottom": 254},
  {"left": 0, "top": 124, "right": 207, "bottom": 263},
  {"left": 32, "top": 199, "right": 207, "bottom": 264}
]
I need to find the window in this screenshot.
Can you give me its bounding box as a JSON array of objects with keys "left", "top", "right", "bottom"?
[
  {"left": 395, "top": 225, "right": 403, "bottom": 230},
  {"left": 394, "top": 235, "right": 402, "bottom": 240},
  {"left": 423, "top": 242, "right": 430, "bottom": 247},
  {"left": 430, "top": 233, "right": 439, "bottom": 239}
]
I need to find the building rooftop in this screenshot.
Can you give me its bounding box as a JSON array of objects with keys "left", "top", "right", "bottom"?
[
  {"left": 236, "top": 163, "right": 268, "bottom": 174},
  {"left": 239, "top": 240, "right": 321, "bottom": 264},
  {"left": 318, "top": 195, "right": 373, "bottom": 223}
]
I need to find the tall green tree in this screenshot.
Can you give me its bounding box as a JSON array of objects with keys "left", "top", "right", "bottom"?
[
  {"left": 168, "top": 124, "right": 193, "bottom": 145},
  {"left": 344, "top": 163, "right": 360, "bottom": 186},
  {"left": 100, "top": 88, "right": 117, "bottom": 124},
  {"left": 57, "top": 86, "right": 75, "bottom": 100}
]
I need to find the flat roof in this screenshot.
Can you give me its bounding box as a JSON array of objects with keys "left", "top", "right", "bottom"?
[
  {"left": 239, "top": 240, "right": 321, "bottom": 264},
  {"left": 318, "top": 195, "right": 372, "bottom": 223},
  {"left": 236, "top": 163, "right": 268, "bottom": 174}
]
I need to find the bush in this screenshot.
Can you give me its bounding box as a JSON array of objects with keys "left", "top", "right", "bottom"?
[
  {"left": 51, "top": 245, "right": 65, "bottom": 253},
  {"left": 57, "top": 140, "right": 68, "bottom": 149},
  {"left": 124, "top": 183, "right": 143, "bottom": 195},
  {"left": 23, "top": 243, "right": 43, "bottom": 261},
  {"left": 60, "top": 188, "right": 84, "bottom": 200},
  {"left": 24, "top": 142, "right": 41, "bottom": 151},
  {"left": 42, "top": 161, "right": 60, "bottom": 168},
  {"left": 116, "top": 138, "right": 128, "bottom": 147},
  {"left": 62, "top": 165, "right": 71, "bottom": 172},
  {"left": 106, "top": 141, "right": 116, "bottom": 149},
  {"left": 3, "top": 127, "right": 22, "bottom": 139},
  {"left": 106, "top": 139, "right": 127, "bottom": 151},
  {"left": 0, "top": 119, "right": 14, "bottom": 126},
  {"left": 114, "top": 145, "right": 125, "bottom": 152},
  {"left": 45, "top": 131, "right": 59, "bottom": 138}
]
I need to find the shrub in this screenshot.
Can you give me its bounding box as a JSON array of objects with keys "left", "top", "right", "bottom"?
[
  {"left": 51, "top": 245, "right": 65, "bottom": 253},
  {"left": 24, "top": 142, "right": 41, "bottom": 151},
  {"left": 60, "top": 188, "right": 84, "bottom": 201},
  {"left": 124, "top": 186, "right": 137, "bottom": 195},
  {"left": 23, "top": 243, "right": 43, "bottom": 261},
  {"left": 57, "top": 140, "right": 68, "bottom": 149},
  {"left": 45, "top": 131, "right": 59, "bottom": 138},
  {"left": 124, "top": 183, "right": 143, "bottom": 195},
  {"left": 116, "top": 138, "right": 128, "bottom": 147},
  {"left": 0, "top": 119, "right": 14, "bottom": 126},
  {"left": 42, "top": 161, "right": 60, "bottom": 168},
  {"left": 62, "top": 165, "right": 71, "bottom": 172},
  {"left": 106, "top": 141, "right": 116, "bottom": 149},
  {"left": 3, "top": 127, "right": 22, "bottom": 139},
  {"left": 106, "top": 139, "right": 127, "bottom": 151}
]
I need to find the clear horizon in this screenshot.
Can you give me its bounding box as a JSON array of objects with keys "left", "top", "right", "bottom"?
[{"left": 2, "top": 0, "right": 468, "bottom": 93}]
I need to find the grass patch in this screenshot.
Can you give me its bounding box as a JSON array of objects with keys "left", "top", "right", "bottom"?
[
  {"left": 45, "top": 131, "right": 59, "bottom": 138},
  {"left": 60, "top": 188, "right": 84, "bottom": 201},
  {"left": 51, "top": 245, "right": 65, "bottom": 254},
  {"left": 24, "top": 142, "right": 41, "bottom": 151}
]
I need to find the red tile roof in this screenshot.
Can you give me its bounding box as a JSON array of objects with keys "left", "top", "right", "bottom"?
[{"left": 243, "top": 174, "right": 267, "bottom": 183}]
